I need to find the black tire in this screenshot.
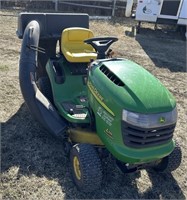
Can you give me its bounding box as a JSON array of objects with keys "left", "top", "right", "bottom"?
[
  {"left": 38, "top": 76, "right": 53, "bottom": 103},
  {"left": 70, "top": 143, "right": 102, "bottom": 192},
  {"left": 153, "top": 141, "right": 182, "bottom": 172}
]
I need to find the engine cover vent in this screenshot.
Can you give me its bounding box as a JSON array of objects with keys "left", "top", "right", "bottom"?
[{"left": 100, "top": 65, "right": 124, "bottom": 86}]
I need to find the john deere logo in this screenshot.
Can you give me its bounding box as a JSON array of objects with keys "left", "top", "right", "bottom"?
[{"left": 159, "top": 117, "right": 166, "bottom": 124}]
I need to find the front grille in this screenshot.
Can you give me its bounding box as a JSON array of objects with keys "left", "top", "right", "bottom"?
[{"left": 122, "top": 121, "right": 175, "bottom": 148}]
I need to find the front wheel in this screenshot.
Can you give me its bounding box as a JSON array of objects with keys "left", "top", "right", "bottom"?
[
  {"left": 153, "top": 141, "right": 182, "bottom": 172},
  {"left": 70, "top": 143, "right": 103, "bottom": 192}
]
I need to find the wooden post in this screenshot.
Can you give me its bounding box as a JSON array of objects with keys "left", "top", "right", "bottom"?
[
  {"left": 112, "top": 0, "right": 117, "bottom": 17},
  {"left": 55, "top": 0, "right": 58, "bottom": 12}
]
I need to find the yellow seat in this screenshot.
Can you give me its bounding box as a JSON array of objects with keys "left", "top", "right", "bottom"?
[{"left": 61, "top": 27, "right": 97, "bottom": 63}]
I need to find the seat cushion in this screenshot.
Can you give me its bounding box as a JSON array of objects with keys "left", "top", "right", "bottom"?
[{"left": 61, "top": 27, "right": 97, "bottom": 63}]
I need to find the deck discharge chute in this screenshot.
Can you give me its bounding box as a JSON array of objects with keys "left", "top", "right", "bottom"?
[{"left": 19, "top": 20, "right": 67, "bottom": 137}]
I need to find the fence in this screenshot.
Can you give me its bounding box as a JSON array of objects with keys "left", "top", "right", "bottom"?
[{"left": 0, "top": 0, "right": 130, "bottom": 17}]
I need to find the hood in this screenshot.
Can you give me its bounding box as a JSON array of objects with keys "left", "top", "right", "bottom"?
[{"left": 100, "top": 59, "right": 176, "bottom": 113}]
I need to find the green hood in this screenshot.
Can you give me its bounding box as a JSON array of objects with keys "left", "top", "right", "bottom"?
[{"left": 101, "top": 59, "right": 176, "bottom": 113}]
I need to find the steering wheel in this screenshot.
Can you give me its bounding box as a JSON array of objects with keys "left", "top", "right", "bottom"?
[{"left": 84, "top": 37, "right": 118, "bottom": 59}]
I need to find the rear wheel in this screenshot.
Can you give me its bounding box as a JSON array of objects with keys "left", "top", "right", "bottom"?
[
  {"left": 70, "top": 143, "right": 102, "bottom": 192},
  {"left": 38, "top": 76, "right": 53, "bottom": 103},
  {"left": 153, "top": 141, "right": 182, "bottom": 172}
]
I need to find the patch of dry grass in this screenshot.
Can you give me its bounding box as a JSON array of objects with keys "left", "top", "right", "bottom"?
[{"left": 1, "top": 10, "right": 187, "bottom": 199}]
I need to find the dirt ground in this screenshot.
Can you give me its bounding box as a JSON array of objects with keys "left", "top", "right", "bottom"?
[{"left": 0, "top": 10, "right": 187, "bottom": 199}]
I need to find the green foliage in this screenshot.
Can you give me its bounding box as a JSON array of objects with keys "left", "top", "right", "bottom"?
[{"left": 0, "top": 65, "right": 9, "bottom": 72}]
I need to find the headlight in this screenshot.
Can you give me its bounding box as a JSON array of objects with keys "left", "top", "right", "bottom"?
[{"left": 122, "top": 107, "right": 177, "bottom": 129}]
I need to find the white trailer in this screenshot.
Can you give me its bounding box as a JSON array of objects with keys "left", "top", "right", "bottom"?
[{"left": 134, "top": 0, "right": 187, "bottom": 36}]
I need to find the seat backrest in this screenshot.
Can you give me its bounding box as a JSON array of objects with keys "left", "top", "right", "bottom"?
[
  {"left": 61, "top": 27, "right": 97, "bottom": 63},
  {"left": 61, "top": 27, "right": 94, "bottom": 51},
  {"left": 61, "top": 27, "right": 94, "bottom": 46}
]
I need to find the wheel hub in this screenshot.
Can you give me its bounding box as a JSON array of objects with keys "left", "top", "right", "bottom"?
[{"left": 73, "top": 156, "right": 81, "bottom": 180}]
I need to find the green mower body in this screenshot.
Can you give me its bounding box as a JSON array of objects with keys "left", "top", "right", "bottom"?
[{"left": 46, "top": 56, "right": 177, "bottom": 165}]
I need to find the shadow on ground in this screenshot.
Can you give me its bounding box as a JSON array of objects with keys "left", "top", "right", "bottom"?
[
  {"left": 1, "top": 103, "right": 186, "bottom": 199},
  {"left": 126, "top": 26, "right": 186, "bottom": 72}
]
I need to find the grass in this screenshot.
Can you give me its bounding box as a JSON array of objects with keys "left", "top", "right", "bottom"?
[
  {"left": 0, "top": 65, "right": 9, "bottom": 72},
  {"left": 0, "top": 10, "right": 187, "bottom": 199}
]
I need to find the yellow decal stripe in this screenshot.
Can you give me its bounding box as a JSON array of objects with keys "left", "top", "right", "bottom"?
[{"left": 87, "top": 81, "right": 115, "bottom": 117}]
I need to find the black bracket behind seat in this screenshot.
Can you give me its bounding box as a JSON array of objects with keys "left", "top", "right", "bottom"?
[{"left": 52, "top": 61, "right": 65, "bottom": 84}]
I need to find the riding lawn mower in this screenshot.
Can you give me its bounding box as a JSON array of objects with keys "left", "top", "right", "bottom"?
[{"left": 17, "top": 13, "right": 182, "bottom": 192}]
